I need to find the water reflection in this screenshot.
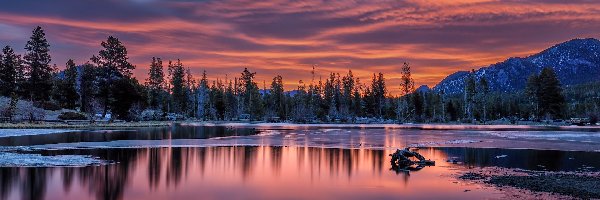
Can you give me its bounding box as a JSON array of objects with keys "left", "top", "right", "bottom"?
[
  {"left": 0, "top": 147, "right": 428, "bottom": 200},
  {"left": 439, "top": 147, "right": 600, "bottom": 171},
  {"left": 0, "top": 125, "right": 258, "bottom": 146},
  {"left": 2, "top": 146, "right": 597, "bottom": 200}
]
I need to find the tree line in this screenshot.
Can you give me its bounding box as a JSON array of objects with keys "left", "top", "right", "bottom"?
[{"left": 1, "top": 26, "right": 591, "bottom": 123}]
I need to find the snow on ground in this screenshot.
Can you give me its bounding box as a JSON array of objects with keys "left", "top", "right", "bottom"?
[{"left": 0, "top": 129, "right": 79, "bottom": 138}]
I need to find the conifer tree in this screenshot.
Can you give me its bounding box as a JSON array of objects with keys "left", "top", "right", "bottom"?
[
  {"left": 146, "top": 57, "right": 165, "bottom": 109},
  {"left": 370, "top": 73, "right": 386, "bottom": 118},
  {"left": 464, "top": 70, "right": 477, "bottom": 122},
  {"left": 24, "top": 26, "right": 53, "bottom": 101},
  {"left": 91, "top": 36, "right": 135, "bottom": 117},
  {"left": 0, "top": 46, "right": 25, "bottom": 97},
  {"left": 398, "top": 62, "right": 414, "bottom": 122},
  {"left": 197, "top": 70, "right": 210, "bottom": 119},
  {"left": 341, "top": 70, "right": 355, "bottom": 119},
  {"left": 270, "top": 75, "right": 285, "bottom": 119},
  {"left": 239, "top": 68, "right": 263, "bottom": 120},
  {"left": 478, "top": 76, "right": 490, "bottom": 123},
  {"left": 399, "top": 62, "right": 415, "bottom": 96},
  {"left": 79, "top": 63, "right": 97, "bottom": 114},
  {"left": 224, "top": 79, "right": 237, "bottom": 120},
  {"left": 168, "top": 59, "right": 186, "bottom": 114},
  {"left": 53, "top": 59, "right": 79, "bottom": 109},
  {"left": 538, "top": 67, "right": 565, "bottom": 119},
  {"left": 525, "top": 73, "right": 541, "bottom": 119},
  {"left": 185, "top": 67, "right": 197, "bottom": 117}
]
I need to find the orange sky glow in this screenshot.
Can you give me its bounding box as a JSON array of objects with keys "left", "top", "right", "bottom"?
[{"left": 1, "top": 0, "right": 599, "bottom": 95}]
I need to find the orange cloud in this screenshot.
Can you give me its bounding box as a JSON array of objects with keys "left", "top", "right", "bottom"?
[{"left": 1, "top": 0, "right": 599, "bottom": 94}]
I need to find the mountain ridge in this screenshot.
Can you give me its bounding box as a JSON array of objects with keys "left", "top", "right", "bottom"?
[{"left": 432, "top": 38, "right": 600, "bottom": 94}]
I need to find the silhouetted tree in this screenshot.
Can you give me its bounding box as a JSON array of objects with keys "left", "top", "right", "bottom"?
[
  {"left": 478, "top": 76, "right": 490, "bottom": 123},
  {"left": 269, "top": 75, "right": 285, "bottom": 119},
  {"left": 53, "top": 59, "right": 79, "bottom": 109},
  {"left": 398, "top": 62, "right": 414, "bottom": 122},
  {"left": 91, "top": 36, "right": 135, "bottom": 117},
  {"left": 538, "top": 67, "right": 566, "bottom": 119},
  {"left": 24, "top": 26, "right": 54, "bottom": 102},
  {"left": 239, "top": 68, "right": 263, "bottom": 120},
  {"left": 146, "top": 57, "right": 165, "bottom": 109},
  {"left": 168, "top": 59, "right": 186, "bottom": 114},
  {"left": 79, "top": 63, "right": 97, "bottom": 115},
  {"left": 464, "top": 70, "right": 476, "bottom": 122},
  {"left": 0, "top": 46, "right": 25, "bottom": 97}
]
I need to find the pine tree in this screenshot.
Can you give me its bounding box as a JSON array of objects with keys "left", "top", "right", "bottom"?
[
  {"left": 224, "top": 79, "right": 237, "bottom": 120},
  {"left": 323, "top": 73, "right": 336, "bottom": 119},
  {"left": 146, "top": 57, "right": 165, "bottom": 109},
  {"left": 270, "top": 75, "right": 285, "bottom": 119},
  {"left": 399, "top": 62, "right": 415, "bottom": 96},
  {"left": 352, "top": 78, "right": 363, "bottom": 117},
  {"left": 341, "top": 70, "right": 354, "bottom": 119},
  {"left": 538, "top": 67, "right": 566, "bottom": 119},
  {"left": 91, "top": 36, "right": 135, "bottom": 117},
  {"left": 478, "top": 76, "right": 490, "bottom": 123},
  {"left": 185, "top": 68, "right": 197, "bottom": 118},
  {"left": 464, "top": 70, "right": 477, "bottom": 122},
  {"left": 112, "top": 77, "right": 143, "bottom": 120},
  {"left": 239, "top": 68, "right": 263, "bottom": 120},
  {"left": 168, "top": 59, "right": 186, "bottom": 114},
  {"left": 0, "top": 46, "right": 25, "bottom": 97},
  {"left": 197, "top": 70, "right": 210, "bottom": 120},
  {"left": 370, "top": 73, "right": 386, "bottom": 118},
  {"left": 398, "top": 62, "right": 414, "bottom": 122},
  {"left": 79, "top": 63, "right": 97, "bottom": 114},
  {"left": 91, "top": 36, "right": 134, "bottom": 78},
  {"left": 24, "top": 26, "right": 53, "bottom": 102},
  {"left": 53, "top": 59, "right": 79, "bottom": 109},
  {"left": 525, "top": 73, "right": 541, "bottom": 119}
]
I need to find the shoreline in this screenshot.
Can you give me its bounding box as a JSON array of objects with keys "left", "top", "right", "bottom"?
[
  {"left": 458, "top": 167, "right": 600, "bottom": 199},
  {"left": 0, "top": 121, "right": 175, "bottom": 129},
  {"left": 1, "top": 121, "right": 599, "bottom": 131}
]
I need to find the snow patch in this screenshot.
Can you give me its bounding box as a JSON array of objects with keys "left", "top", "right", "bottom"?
[
  {"left": 409, "top": 140, "right": 482, "bottom": 147},
  {"left": 0, "top": 129, "right": 79, "bottom": 138},
  {"left": 0, "top": 152, "right": 106, "bottom": 167}
]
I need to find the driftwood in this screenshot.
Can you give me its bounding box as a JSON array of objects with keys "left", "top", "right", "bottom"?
[{"left": 389, "top": 147, "right": 435, "bottom": 173}]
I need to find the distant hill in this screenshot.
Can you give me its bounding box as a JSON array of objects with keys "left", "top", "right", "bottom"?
[{"left": 432, "top": 38, "right": 600, "bottom": 94}]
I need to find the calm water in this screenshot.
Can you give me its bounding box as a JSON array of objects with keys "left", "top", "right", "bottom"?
[{"left": 0, "top": 124, "right": 599, "bottom": 200}]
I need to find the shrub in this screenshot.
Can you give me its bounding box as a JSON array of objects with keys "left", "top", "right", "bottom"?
[
  {"left": 141, "top": 109, "right": 164, "bottom": 121},
  {"left": 58, "top": 112, "right": 87, "bottom": 120},
  {"left": 20, "top": 106, "right": 46, "bottom": 122},
  {"left": 589, "top": 113, "right": 599, "bottom": 125}
]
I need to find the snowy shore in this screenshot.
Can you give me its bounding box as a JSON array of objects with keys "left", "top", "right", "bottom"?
[
  {"left": 0, "top": 129, "right": 79, "bottom": 138},
  {"left": 1, "top": 121, "right": 600, "bottom": 131}
]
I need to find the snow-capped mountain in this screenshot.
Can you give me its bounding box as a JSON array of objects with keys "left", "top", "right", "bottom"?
[{"left": 432, "top": 38, "right": 600, "bottom": 94}]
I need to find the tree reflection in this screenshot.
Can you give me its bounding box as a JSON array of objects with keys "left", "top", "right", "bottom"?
[{"left": 5, "top": 146, "right": 593, "bottom": 200}]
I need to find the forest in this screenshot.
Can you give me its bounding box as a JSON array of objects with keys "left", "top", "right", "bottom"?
[{"left": 1, "top": 26, "right": 598, "bottom": 123}]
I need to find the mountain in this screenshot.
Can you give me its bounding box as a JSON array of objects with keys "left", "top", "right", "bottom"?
[
  {"left": 432, "top": 38, "right": 600, "bottom": 95},
  {"left": 415, "top": 85, "right": 431, "bottom": 93}
]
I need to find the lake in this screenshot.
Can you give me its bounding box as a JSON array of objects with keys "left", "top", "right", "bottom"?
[{"left": 0, "top": 123, "right": 599, "bottom": 200}]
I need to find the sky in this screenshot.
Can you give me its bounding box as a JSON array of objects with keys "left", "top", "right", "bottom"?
[{"left": 1, "top": 0, "right": 599, "bottom": 94}]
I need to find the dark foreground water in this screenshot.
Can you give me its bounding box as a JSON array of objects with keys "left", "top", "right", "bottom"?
[{"left": 0, "top": 124, "right": 599, "bottom": 200}]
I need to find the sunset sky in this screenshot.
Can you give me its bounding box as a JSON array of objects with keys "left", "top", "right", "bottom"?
[{"left": 1, "top": 0, "right": 599, "bottom": 94}]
